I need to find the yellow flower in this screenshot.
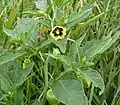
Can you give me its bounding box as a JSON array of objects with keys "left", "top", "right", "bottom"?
[{"left": 50, "top": 26, "right": 66, "bottom": 40}]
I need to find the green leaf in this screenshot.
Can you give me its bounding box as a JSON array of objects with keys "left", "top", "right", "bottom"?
[
  {"left": 5, "top": 0, "right": 22, "bottom": 29},
  {"left": 39, "top": 19, "right": 51, "bottom": 28},
  {"left": 16, "top": 18, "right": 37, "bottom": 36},
  {"left": 53, "top": 0, "right": 63, "bottom": 7},
  {"left": 81, "top": 12, "right": 104, "bottom": 28},
  {"left": 5, "top": 100, "right": 14, "bottom": 105},
  {"left": 83, "top": 68, "right": 105, "bottom": 95},
  {"left": 0, "top": 75, "right": 12, "bottom": 93},
  {"left": 62, "top": 0, "right": 73, "bottom": 6},
  {"left": 52, "top": 80, "right": 88, "bottom": 105},
  {"left": 34, "top": 0, "right": 47, "bottom": 11},
  {"left": 4, "top": 18, "right": 37, "bottom": 43},
  {"left": 22, "top": 10, "right": 47, "bottom": 17},
  {"left": 0, "top": 51, "right": 27, "bottom": 66},
  {"left": 66, "top": 5, "right": 93, "bottom": 28},
  {"left": 116, "top": 97, "right": 120, "bottom": 105},
  {"left": 51, "top": 38, "right": 67, "bottom": 53},
  {"left": 15, "top": 62, "right": 34, "bottom": 88},
  {"left": 84, "top": 31, "right": 120, "bottom": 60},
  {"left": 47, "top": 54, "right": 71, "bottom": 66},
  {"left": 46, "top": 48, "right": 71, "bottom": 66},
  {"left": 72, "top": 12, "right": 105, "bottom": 36},
  {"left": 14, "top": 88, "right": 23, "bottom": 105},
  {"left": 0, "top": 90, "right": 3, "bottom": 100},
  {"left": 70, "top": 34, "right": 86, "bottom": 57},
  {"left": 46, "top": 89, "right": 58, "bottom": 105},
  {"left": 4, "top": 29, "right": 17, "bottom": 39},
  {"left": 38, "top": 38, "right": 52, "bottom": 49},
  {"left": 31, "top": 99, "right": 40, "bottom": 105}
]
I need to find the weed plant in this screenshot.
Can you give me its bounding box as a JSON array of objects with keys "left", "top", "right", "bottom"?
[{"left": 0, "top": 0, "right": 120, "bottom": 105}]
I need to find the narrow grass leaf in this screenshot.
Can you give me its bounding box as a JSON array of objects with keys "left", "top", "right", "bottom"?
[
  {"left": 116, "top": 97, "right": 120, "bottom": 105},
  {"left": 5, "top": 0, "right": 22, "bottom": 29},
  {"left": 53, "top": 0, "right": 63, "bottom": 7},
  {"left": 72, "top": 12, "right": 105, "bottom": 36}
]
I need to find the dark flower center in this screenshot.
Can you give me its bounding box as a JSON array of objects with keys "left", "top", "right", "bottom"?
[{"left": 52, "top": 27, "right": 63, "bottom": 37}]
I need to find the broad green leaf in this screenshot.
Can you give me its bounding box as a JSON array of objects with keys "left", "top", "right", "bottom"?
[
  {"left": 84, "top": 31, "right": 120, "bottom": 60},
  {"left": 47, "top": 54, "right": 71, "bottom": 66},
  {"left": 39, "top": 19, "right": 51, "bottom": 28},
  {"left": 0, "top": 61, "right": 34, "bottom": 92},
  {"left": 83, "top": 68, "right": 105, "bottom": 95},
  {"left": 0, "top": 63, "right": 14, "bottom": 87},
  {"left": 15, "top": 62, "right": 34, "bottom": 88},
  {"left": 0, "top": 61, "right": 20, "bottom": 85},
  {"left": 31, "top": 99, "right": 40, "bottom": 105},
  {"left": 52, "top": 80, "right": 88, "bottom": 105},
  {"left": 16, "top": 18, "right": 37, "bottom": 40},
  {"left": 51, "top": 38, "right": 67, "bottom": 53},
  {"left": 55, "top": 9, "right": 65, "bottom": 26},
  {"left": 4, "top": 29, "right": 17, "bottom": 39},
  {"left": 0, "top": 75, "right": 12, "bottom": 93},
  {"left": 4, "top": 18, "right": 37, "bottom": 42},
  {"left": 0, "top": 51, "right": 27, "bottom": 66},
  {"left": 66, "top": 5, "right": 93, "bottom": 28},
  {"left": 34, "top": 0, "right": 47, "bottom": 11},
  {"left": 56, "top": 9, "right": 64, "bottom": 20},
  {"left": 46, "top": 48, "right": 71, "bottom": 66},
  {"left": 70, "top": 34, "right": 86, "bottom": 57},
  {"left": 16, "top": 18, "right": 37, "bottom": 34},
  {"left": 38, "top": 38, "right": 52, "bottom": 49}
]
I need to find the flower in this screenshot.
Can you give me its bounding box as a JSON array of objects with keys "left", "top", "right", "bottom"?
[{"left": 50, "top": 26, "right": 66, "bottom": 40}]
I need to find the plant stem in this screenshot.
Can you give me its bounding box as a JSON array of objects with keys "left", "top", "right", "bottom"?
[
  {"left": 40, "top": 56, "right": 50, "bottom": 105},
  {"left": 89, "top": 84, "right": 94, "bottom": 105},
  {"left": 44, "top": 56, "right": 49, "bottom": 88},
  {"left": 50, "top": 0, "right": 56, "bottom": 28},
  {"left": 99, "top": 49, "right": 117, "bottom": 105},
  {"left": 111, "top": 82, "right": 120, "bottom": 105}
]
